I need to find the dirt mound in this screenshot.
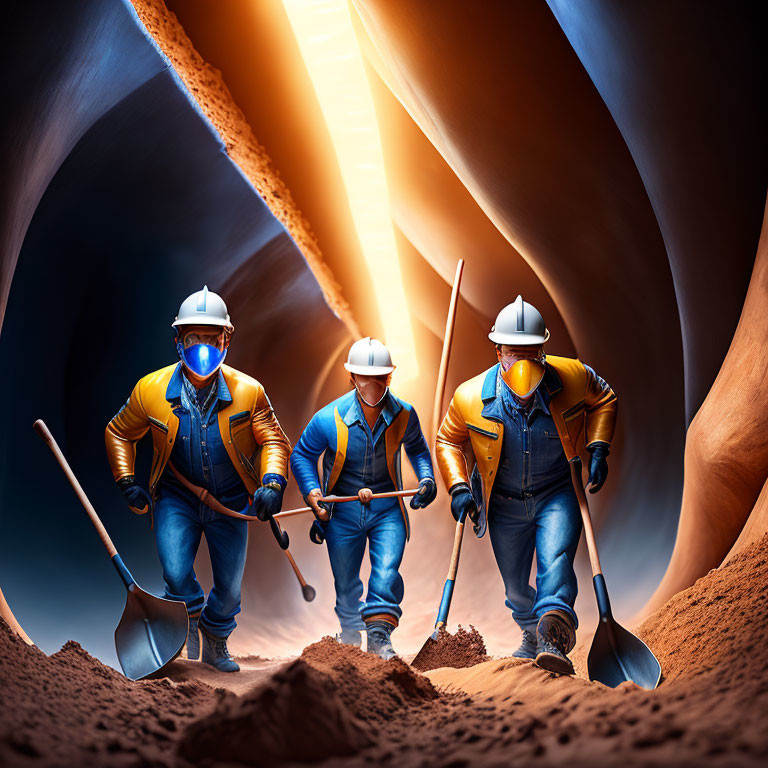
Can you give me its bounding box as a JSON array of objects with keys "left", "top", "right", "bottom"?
[
  {"left": 411, "top": 624, "right": 489, "bottom": 671},
  {"left": 429, "top": 532, "right": 768, "bottom": 766},
  {"left": 300, "top": 636, "right": 437, "bottom": 721},
  {"left": 178, "top": 637, "right": 438, "bottom": 765},
  {"left": 0, "top": 617, "right": 216, "bottom": 768},
  {"left": 179, "top": 659, "right": 372, "bottom": 765},
  {"left": 636, "top": 532, "right": 768, "bottom": 684}
]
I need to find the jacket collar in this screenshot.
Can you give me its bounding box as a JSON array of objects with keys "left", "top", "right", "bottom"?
[
  {"left": 341, "top": 389, "right": 401, "bottom": 428},
  {"left": 542, "top": 361, "right": 563, "bottom": 398},
  {"left": 481, "top": 364, "right": 499, "bottom": 402},
  {"left": 165, "top": 363, "right": 232, "bottom": 406},
  {"left": 480, "top": 362, "right": 556, "bottom": 421}
]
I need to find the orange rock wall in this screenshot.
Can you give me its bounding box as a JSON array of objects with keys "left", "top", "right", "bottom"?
[{"left": 646, "top": 194, "right": 768, "bottom": 611}]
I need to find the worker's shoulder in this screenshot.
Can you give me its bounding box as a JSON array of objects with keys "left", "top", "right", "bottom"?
[
  {"left": 546, "top": 354, "right": 586, "bottom": 380},
  {"left": 313, "top": 390, "right": 356, "bottom": 423},
  {"left": 453, "top": 366, "right": 495, "bottom": 405},
  {"left": 387, "top": 391, "right": 413, "bottom": 414},
  {"left": 221, "top": 364, "right": 266, "bottom": 397},
  {"left": 135, "top": 363, "right": 177, "bottom": 392}
]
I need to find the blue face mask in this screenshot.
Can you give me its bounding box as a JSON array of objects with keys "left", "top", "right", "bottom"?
[{"left": 176, "top": 339, "right": 227, "bottom": 378}]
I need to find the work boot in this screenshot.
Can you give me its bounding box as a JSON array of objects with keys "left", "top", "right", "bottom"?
[
  {"left": 185, "top": 612, "right": 200, "bottom": 661},
  {"left": 535, "top": 610, "right": 576, "bottom": 676},
  {"left": 512, "top": 629, "right": 538, "bottom": 660},
  {"left": 335, "top": 628, "right": 362, "bottom": 647},
  {"left": 200, "top": 626, "right": 240, "bottom": 673},
  {"left": 366, "top": 621, "right": 397, "bottom": 660}
]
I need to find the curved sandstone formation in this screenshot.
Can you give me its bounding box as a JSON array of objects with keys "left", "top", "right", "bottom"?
[{"left": 644, "top": 194, "right": 768, "bottom": 614}]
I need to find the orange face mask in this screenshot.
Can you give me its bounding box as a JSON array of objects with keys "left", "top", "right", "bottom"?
[{"left": 498, "top": 354, "right": 545, "bottom": 399}]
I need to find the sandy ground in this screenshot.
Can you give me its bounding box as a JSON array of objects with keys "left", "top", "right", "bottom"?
[
  {"left": 161, "top": 657, "right": 285, "bottom": 697},
  {"left": 1, "top": 532, "right": 766, "bottom": 766}
]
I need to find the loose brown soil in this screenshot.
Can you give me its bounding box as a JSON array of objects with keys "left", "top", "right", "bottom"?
[
  {"left": 411, "top": 624, "right": 489, "bottom": 671},
  {"left": 179, "top": 639, "right": 437, "bottom": 765},
  {"left": 2, "top": 533, "right": 766, "bottom": 766},
  {"left": 0, "top": 621, "right": 217, "bottom": 767}
]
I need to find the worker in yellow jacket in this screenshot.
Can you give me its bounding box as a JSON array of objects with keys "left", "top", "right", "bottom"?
[
  {"left": 436, "top": 296, "right": 617, "bottom": 675},
  {"left": 105, "top": 287, "right": 291, "bottom": 672}
]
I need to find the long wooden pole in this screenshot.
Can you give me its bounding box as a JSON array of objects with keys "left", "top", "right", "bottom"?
[
  {"left": 0, "top": 586, "right": 33, "bottom": 645},
  {"left": 569, "top": 458, "right": 603, "bottom": 576},
  {"left": 274, "top": 488, "right": 420, "bottom": 520},
  {"left": 33, "top": 420, "right": 118, "bottom": 558},
  {"left": 428, "top": 259, "right": 467, "bottom": 635},
  {"left": 432, "top": 259, "right": 465, "bottom": 441}
]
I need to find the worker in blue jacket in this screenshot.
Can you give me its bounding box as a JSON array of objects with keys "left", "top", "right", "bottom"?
[{"left": 290, "top": 338, "right": 436, "bottom": 659}]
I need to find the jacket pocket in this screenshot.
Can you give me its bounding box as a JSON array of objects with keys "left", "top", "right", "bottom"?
[
  {"left": 562, "top": 401, "right": 585, "bottom": 422},
  {"left": 229, "top": 410, "right": 250, "bottom": 426},
  {"left": 467, "top": 423, "right": 499, "bottom": 439},
  {"left": 148, "top": 416, "right": 169, "bottom": 433},
  {"left": 229, "top": 412, "right": 260, "bottom": 482}
]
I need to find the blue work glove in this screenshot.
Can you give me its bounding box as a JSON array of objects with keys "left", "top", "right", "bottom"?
[
  {"left": 450, "top": 483, "right": 478, "bottom": 524},
  {"left": 117, "top": 476, "right": 153, "bottom": 515},
  {"left": 587, "top": 442, "right": 610, "bottom": 494},
  {"left": 410, "top": 477, "right": 437, "bottom": 509},
  {"left": 309, "top": 520, "right": 327, "bottom": 545},
  {"left": 250, "top": 474, "right": 286, "bottom": 521}
]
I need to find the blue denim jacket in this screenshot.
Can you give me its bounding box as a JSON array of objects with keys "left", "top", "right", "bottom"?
[
  {"left": 333, "top": 394, "right": 398, "bottom": 498},
  {"left": 290, "top": 389, "right": 434, "bottom": 539},
  {"left": 489, "top": 373, "right": 570, "bottom": 498},
  {"left": 158, "top": 367, "right": 250, "bottom": 511}
]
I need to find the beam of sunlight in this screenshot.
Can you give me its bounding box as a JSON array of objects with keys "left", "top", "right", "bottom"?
[{"left": 280, "top": 0, "right": 418, "bottom": 383}]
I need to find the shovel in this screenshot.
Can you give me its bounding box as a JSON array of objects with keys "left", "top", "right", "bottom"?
[
  {"left": 168, "top": 461, "right": 316, "bottom": 602},
  {"left": 33, "top": 420, "right": 188, "bottom": 681},
  {"left": 570, "top": 456, "right": 661, "bottom": 689},
  {"left": 413, "top": 508, "right": 468, "bottom": 662},
  {"left": 414, "top": 259, "right": 467, "bottom": 664}
]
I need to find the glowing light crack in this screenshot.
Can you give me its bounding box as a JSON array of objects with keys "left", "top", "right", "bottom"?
[{"left": 281, "top": 0, "right": 418, "bottom": 383}]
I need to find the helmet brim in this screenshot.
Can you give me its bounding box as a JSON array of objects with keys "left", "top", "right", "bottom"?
[
  {"left": 488, "top": 328, "right": 550, "bottom": 345},
  {"left": 344, "top": 363, "right": 395, "bottom": 375},
  {"left": 172, "top": 316, "right": 234, "bottom": 332}
]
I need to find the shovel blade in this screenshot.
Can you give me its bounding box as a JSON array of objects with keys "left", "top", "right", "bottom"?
[
  {"left": 588, "top": 616, "right": 661, "bottom": 690},
  {"left": 115, "top": 585, "right": 188, "bottom": 681},
  {"left": 412, "top": 633, "right": 439, "bottom": 669}
]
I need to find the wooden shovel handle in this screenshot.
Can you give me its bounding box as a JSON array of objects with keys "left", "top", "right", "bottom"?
[
  {"left": 283, "top": 548, "right": 308, "bottom": 588},
  {"left": 446, "top": 513, "right": 467, "bottom": 581},
  {"left": 33, "top": 419, "right": 118, "bottom": 558},
  {"left": 569, "top": 457, "right": 603, "bottom": 576},
  {"left": 274, "top": 488, "right": 420, "bottom": 520},
  {"left": 321, "top": 488, "right": 420, "bottom": 504},
  {"left": 432, "top": 259, "right": 464, "bottom": 440}
]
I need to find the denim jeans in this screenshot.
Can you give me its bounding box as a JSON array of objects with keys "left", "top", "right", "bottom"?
[
  {"left": 154, "top": 487, "right": 248, "bottom": 637},
  {"left": 323, "top": 498, "right": 407, "bottom": 631},
  {"left": 488, "top": 481, "right": 581, "bottom": 632}
]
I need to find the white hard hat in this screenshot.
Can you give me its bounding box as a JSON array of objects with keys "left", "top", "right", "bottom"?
[
  {"left": 344, "top": 337, "right": 395, "bottom": 375},
  {"left": 488, "top": 295, "right": 550, "bottom": 345},
  {"left": 172, "top": 286, "right": 233, "bottom": 332}
]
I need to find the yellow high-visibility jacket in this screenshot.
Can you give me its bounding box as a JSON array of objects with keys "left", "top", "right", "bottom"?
[
  {"left": 436, "top": 356, "right": 617, "bottom": 536},
  {"left": 105, "top": 363, "right": 291, "bottom": 498}
]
